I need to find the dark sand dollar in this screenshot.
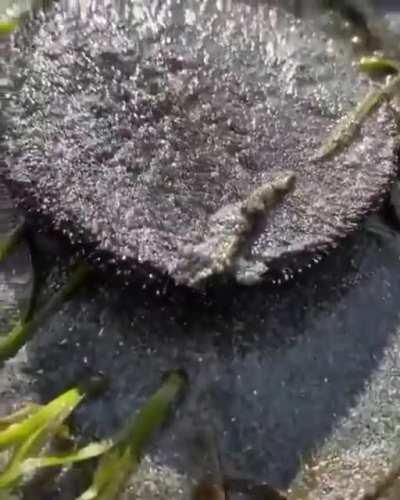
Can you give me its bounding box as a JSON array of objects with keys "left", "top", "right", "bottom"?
[{"left": 0, "top": 0, "right": 398, "bottom": 287}]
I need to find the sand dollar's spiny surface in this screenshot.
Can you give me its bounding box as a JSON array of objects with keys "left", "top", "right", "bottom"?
[{"left": 1, "top": 0, "right": 398, "bottom": 286}]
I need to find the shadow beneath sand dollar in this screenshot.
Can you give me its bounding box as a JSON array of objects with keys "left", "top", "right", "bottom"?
[{"left": 23, "top": 225, "right": 400, "bottom": 490}]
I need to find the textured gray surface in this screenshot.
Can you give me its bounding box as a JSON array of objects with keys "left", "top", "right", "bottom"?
[
  {"left": 2, "top": 1, "right": 400, "bottom": 499},
  {"left": 5, "top": 220, "right": 397, "bottom": 498},
  {"left": 0, "top": 0, "right": 398, "bottom": 286}
]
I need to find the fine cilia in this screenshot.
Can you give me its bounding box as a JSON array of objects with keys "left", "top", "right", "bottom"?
[
  {"left": 1, "top": 0, "right": 398, "bottom": 289},
  {"left": 175, "top": 173, "right": 296, "bottom": 287}
]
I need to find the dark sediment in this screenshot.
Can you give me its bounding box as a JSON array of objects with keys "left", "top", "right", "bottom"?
[{"left": 0, "top": 0, "right": 398, "bottom": 287}]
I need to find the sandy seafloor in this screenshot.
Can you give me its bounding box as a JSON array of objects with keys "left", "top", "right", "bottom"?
[
  {"left": 4, "top": 0, "right": 400, "bottom": 498},
  {"left": 5, "top": 211, "right": 400, "bottom": 499}
]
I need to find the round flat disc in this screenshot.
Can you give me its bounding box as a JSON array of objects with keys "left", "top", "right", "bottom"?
[{"left": 1, "top": 0, "right": 398, "bottom": 287}]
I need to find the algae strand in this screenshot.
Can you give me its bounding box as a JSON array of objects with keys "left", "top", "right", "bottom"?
[
  {"left": 0, "top": 262, "right": 92, "bottom": 362},
  {"left": 314, "top": 73, "right": 400, "bottom": 161},
  {"left": 78, "top": 369, "right": 188, "bottom": 500},
  {"left": 0, "top": 225, "right": 23, "bottom": 264}
]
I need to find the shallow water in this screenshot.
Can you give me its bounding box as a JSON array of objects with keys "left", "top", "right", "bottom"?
[{"left": 2, "top": 1, "right": 400, "bottom": 499}]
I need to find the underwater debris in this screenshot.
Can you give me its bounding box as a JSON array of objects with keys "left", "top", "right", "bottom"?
[
  {"left": 191, "top": 426, "right": 226, "bottom": 500},
  {"left": 0, "top": 371, "right": 187, "bottom": 498},
  {"left": 225, "top": 477, "right": 287, "bottom": 499},
  {"left": 0, "top": 223, "right": 23, "bottom": 264},
  {"left": 0, "top": 183, "right": 23, "bottom": 264},
  {"left": 0, "top": 262, "right": 92, "bottom": 362},
  {"left": 357, "top": 56, "right": 400, "bottom": 232},
  {"left": 0, "top": 182, "right": 33, "bottom": 337},
  {"left": 190, "top": 423, "right": 287, "bottom": 500},
  {"left": 0, "top": 380, "right": 113, "bottom": 497},
  {"left": 313, "top": 73, "right": 400, "bottom": 161},
  {"left": 79, "top": 370, "right": 187, "bottom": 500},
  {"left": 0, "top": 386, "right": 85, "bottom": 492},
  {"left": 0, "top": 20, "right": 17, "bottom": 37},
  {"left": 175, "top": 173, "right": 296, "bottom": 287},
  {"left": 359, "top": 56, "right": 400, "bottom": 75}
]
